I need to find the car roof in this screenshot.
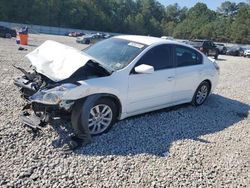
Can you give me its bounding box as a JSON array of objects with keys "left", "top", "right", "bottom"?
[{"left": 114, "top": 35, "right": 179, "bottom": 45}]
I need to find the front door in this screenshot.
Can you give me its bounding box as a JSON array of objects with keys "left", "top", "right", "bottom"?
[{"left": 126, "top": 44, "right": 175, "bottom": 114}]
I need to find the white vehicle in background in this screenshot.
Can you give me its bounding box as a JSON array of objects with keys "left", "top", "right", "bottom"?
[
  {"left": 14, "top": 35, "right": 219, "bottom": 136},
  {"left": 161, "top": 36, "right": 174, "bottom": 40},
  {"left": 243, "top": 47, "right": 250, "bottom": 58}
]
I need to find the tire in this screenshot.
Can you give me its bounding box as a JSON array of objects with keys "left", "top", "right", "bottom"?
[
  {"left": 85, "top": 39, "right": 90, "bottom": 44},
  {"left": 214, "top": 54, "right": 218, "bottom": 59},
  {"left": 5, "top": 33, "right": 11, "bottom": 38},
  {"left": 71, "top": 96, "right": 117, "bottom": 137},
  {"left": 191, "top": 81, "right": 210, "bottom": 106},
  {"left": 214, "top": 50, "right": 219, "bottom": 59}
]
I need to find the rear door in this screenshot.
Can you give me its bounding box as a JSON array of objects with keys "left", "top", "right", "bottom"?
[
  {"left": 172, "top": 45, "right": 204, "bottom": 103},
  {"left": 127, "top": 44, "right": 175, "bottom": 114}
]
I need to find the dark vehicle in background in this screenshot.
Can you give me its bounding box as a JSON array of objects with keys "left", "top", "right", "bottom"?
[
  {"left": 76, "top": 33, "right": 112, "bottom": 44},
  {"left": 189, "top": 39, "right": 219, "bottom": 59},
  {"left": 0, "top": 26, "right": 16, "bottom": 38},
  {"left": 76, "top": 34, "right": 94, "bottom": 44},
  {"left": 91, "top": 32, "right": 112, "bottom": 39},
  {"left": 216, "top": 43, "right": 227, "bottom": 54},
  {"left": 226, "top": 46, "right": 244, "bottom": 56}
]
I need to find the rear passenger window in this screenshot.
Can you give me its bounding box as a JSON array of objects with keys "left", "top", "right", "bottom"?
[
  {"left": 175, "top": 46, "right": 202, "bottom": 67},
  {"left": 135, "top": 44, "right": 172, "bottom": 71}
]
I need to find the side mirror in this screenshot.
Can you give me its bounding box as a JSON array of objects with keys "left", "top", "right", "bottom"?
[{"left": 134, "top": 64, "right": 154, "bottom": 74}]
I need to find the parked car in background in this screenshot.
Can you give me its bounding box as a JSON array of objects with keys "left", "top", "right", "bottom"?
[
  {"left": 92, "top": 32, "right": 112, "bottom": 39},
  {"left": 226, "top": 46, "right": 244, "bottom": 56},
  {"left": 0, "top": 25, "right": 16, "bottom": 38},
  {"left": 180, "top": 40, "right": 190, "bottom": 44},
  {"left": 189, "top": 39, "right": 219, "bottom": 59},
  {"left": 161, "top": 36, "right": 174, "bottom": 40},
  {"left": 243, "top": 47, "right": 250, "bottom": 58},
  {"left": 14, "top": 36, "right": 219, "bottom": 136},
  {"left": 216, "top": 43, "right": 227, "bottom": 54},
  {"left": 103, "top": 34, "right": 112, "bottom": 39},
  {"left": 76, "top": 34, "right": 96, "bottom": 44},
  {"left": 76, "top": 33, "right": 112, "bottom": 44},
  {"left": 67, "top": 32, "right": 85, "bottom": 37}
]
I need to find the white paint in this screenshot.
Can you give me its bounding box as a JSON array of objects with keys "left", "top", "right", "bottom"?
[
  {"left": 27, "top": 37, "right": 219, "bottom": 120},
  {"left": 134, "top": 64, "right": 154, "bottom": 74},
  {"left": 26, "top": 40, "right": 92, "bottom": 82}
]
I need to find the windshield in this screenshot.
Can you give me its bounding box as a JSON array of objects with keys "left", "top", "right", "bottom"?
[{"left": 83, "top": 38, "right": 147, "bottom": 70}]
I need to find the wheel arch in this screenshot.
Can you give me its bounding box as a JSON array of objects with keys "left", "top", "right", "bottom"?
[
  {"left": 202, "top": 79, "right": 212, "bottom": 94},
  {"left": 76, "top": 93, "right": 122, "bottom": 119}
]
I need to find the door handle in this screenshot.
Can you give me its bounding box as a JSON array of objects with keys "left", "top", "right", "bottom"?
[{"left": 167, "top": 76, "right": 175, "bottom": 81}]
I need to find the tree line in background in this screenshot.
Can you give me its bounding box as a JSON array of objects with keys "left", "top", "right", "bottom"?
[{"left": 0, "top": 0, "right": 250, "bottom": 43}]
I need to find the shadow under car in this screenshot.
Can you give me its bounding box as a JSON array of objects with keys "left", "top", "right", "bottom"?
[{"left": 51, "top": 94, "right": 249, "bottom": 157}]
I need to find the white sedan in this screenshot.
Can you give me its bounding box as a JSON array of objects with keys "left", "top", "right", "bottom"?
[{"left": 14, "top": 35, "right": 219, "bottom": 136}]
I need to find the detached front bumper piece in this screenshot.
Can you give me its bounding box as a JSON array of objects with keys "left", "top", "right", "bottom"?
[
  {"left": 20, "top": 111, "right": 45, "bottom": 131},
  {"left": 19, "top": 103, "right": 51, "bottom": 131},
  {"left": 19, "top": 102, "right": 72, "bottom": 131}
]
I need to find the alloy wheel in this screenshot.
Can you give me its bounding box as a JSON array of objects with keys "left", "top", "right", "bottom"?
[
  {"left": 88, "top": 104, "right": 113, "bottom": 135},
  {"left": 196, "top": 85, "right": 208, "bottom": 105}
]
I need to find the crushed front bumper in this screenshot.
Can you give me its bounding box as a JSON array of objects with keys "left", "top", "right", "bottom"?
[
  {"left": 14, "top": 76, "right": 38, "bottom": 99},
  {"left": 14, "top": 76, "right": 73, "bottom": 130},
  {"left": 20, "top": 102, "right": 72, "bottom": 130}
]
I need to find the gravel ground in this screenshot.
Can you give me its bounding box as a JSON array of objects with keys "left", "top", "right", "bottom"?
[{"left": 0, "top": 34, "right": 249, "bottom": 187}]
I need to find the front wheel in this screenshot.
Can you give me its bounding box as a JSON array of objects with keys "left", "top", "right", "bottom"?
[
  {"left": 88, "top": 99, "right": 117, "bottom": 135},
  {"left": 214, "top": 54, "right": 218, "bottom": 59},
  {"left": 5, "top": 33, "right": 11, "bottom": 38},
  {"left": 214, "top": 50, "right": 219, "bottom": 59},
  {"left": 71, "top": 97, "right": 117, "bottom": 137},
  {"left": 192, "top": 81, "right": 210, "bottom": 106}
]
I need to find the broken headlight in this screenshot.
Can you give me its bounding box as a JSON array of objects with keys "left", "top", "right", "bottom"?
[{"left": 29, "top": 84, "right": 77, "bottom": 105}]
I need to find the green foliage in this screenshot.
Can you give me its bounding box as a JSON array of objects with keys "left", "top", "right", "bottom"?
[
  {"left": 217, "top": 1, "right": 238, "bottom": 17},
  {"left": 231, "top": 6, "right": 250, "bottom": 43},
  {"left": 0, "top": 0, "right": 249, "bottom": 43}
]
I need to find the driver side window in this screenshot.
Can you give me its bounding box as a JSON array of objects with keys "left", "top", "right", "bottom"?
[{"left": 133, "top": 44, "right": 172, "bottom": 73}]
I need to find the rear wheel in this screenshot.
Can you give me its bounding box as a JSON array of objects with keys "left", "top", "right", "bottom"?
[{"left": 192, "top": 81, "right": 210, "bottom": 106}]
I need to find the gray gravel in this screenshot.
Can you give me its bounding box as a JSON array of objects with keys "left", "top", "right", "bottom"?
[{"left": 0, "top": 34, "right": 250, "bottom": 187}]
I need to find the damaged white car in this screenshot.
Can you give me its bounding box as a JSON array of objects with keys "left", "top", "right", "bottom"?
[{"left": 14, "top": 35, "right": 219, "bottom": 137}]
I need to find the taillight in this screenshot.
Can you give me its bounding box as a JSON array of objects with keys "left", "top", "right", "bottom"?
[{"left": 200, "top": 47, "right": 204, "bottom": 52}]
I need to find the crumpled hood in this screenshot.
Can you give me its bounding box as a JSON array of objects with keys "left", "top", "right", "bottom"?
[{"left": 26, "top": 40, "right": 91, "bottom": 82}]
